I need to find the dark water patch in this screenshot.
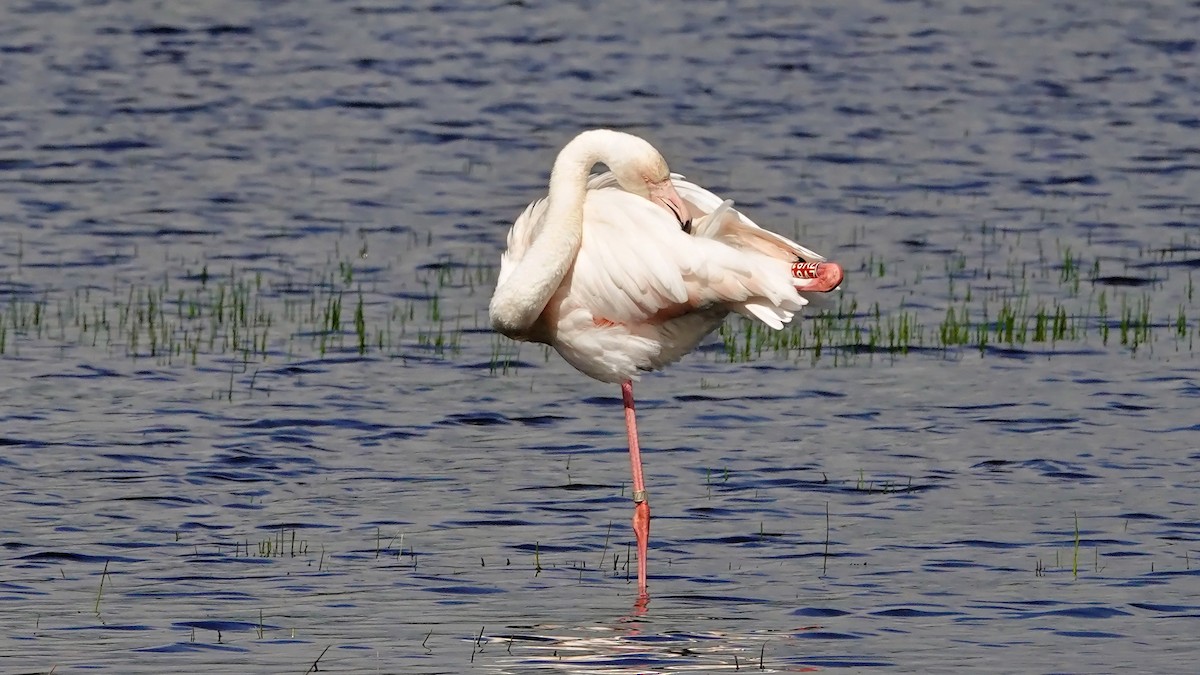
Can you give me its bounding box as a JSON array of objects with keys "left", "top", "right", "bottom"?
[
  {"left": 137, "top": 642, "right": 251, "bottom": 653},
  {"left": 423, "top": 585, "right": 504, "bottom": 595},
  {"left": 580, "top": 395, "right": 669, "bottom": 407},
  {"left": 792, "top": 607, "right": 853, "bottom": 617},
  {"left": 178, "top": 521, "right": 234, "bottom": 531},
  {"left": 146, "top": 225, "right": 222, "bottom": 237},
  {"left": 1130, "top": 602, "right": 1200, "bottom": 613},
  {"left": 510, "top": 543, "right": 581, "bottom": 553},
  {"left": 1101, "top": 550, "right": 1150, "bottom": 558},
  {"left": 807, "top": 152, "right": 891, "bottom": 166},
  {"left": 37, "top": 139, "right": 156, "bottom": 153},
  {"left": 115, "top": 99, "right": 236, "bottom": 117},
  {"left": 1118, "top": 163, "right": 1200, "bottom": 176},
  {"left": 102, "top": 540, "right": 168, "bottom": 550},
  {"left": 490, "top": 633, "right": 573, "bottom": 644},
  {"left": 355, "top": 429, "right": 426, "bottom": 443},
  {"left": 126, "top": 588, "right": 256, "bottom": 601},
  {"left": 525, "top": 442, "right": 593, "bottom": 455},
  {"left": 732, "top": 475, "right": 934, "bottom": 496},
  {"left": 689, "top": 534, "right": 792, "bottom": 545},
  {"left": 1093, "top": 275, "right": 1158, "bottom": 287},
  {"left": 990, "top": 458, "right": 1096, "bottom": 480},
  {"left": 223, "top": 502, "right": 266, "bottom": 511},
  {"left": 511, "top": 414, "right": 569, "bottom": 426},
  {"left": 871, "top": 606, "right": 960, "bottom": 617},
  {"left": 950, "top": 539, "right": 1025, "bottom": 550},
  {"left": 910, "top": 180, "right": 992, "bottom": 193},
  {"left": 1144, "top": 568, "right": 1200, "bottom": 578},
  {"left": 205, "top": 24, "right": 254, "bottom": 36},
  {"left": 33, "top": 364, "right": 121, "bottom": 379},
  {"left": 55, "top": 623, "right": 153, "bottom": 631},
  {"left": 539, "top": 482, "right": 611, "bottom": 492},
  {"left": 1133, "top": 38, "right": 1197, "bottom": 54},
  {"left": 237, "top": 417, "right": 389, "bottom": 431},
  {"left": 461, "top": 358, "right": 540, "bottom": 371},
  {"left": 327, "top": 98, "right": 421, "bottom": 110},
  {"left": 836, "top": 410, "right": 880, "bottom": 421},
  {"left": 19, "top": 197, "right": 70, "bottom": 214},
  {"left": 17, "top": 551, "right": 141, "bottom": 564},
  {"left": 1054, "top": 630, "right": 1125, "bottom": 638},
  {"left": 684, "top": 506, "right": 739, "bottom": 516},
  {"left": 268, "top": 433, "right": 316, "bottom": 445},
  {"left": 674, "top": 393, "right": 722, "bottom": 402},
  {"left": 755, "top": 464, "right": 826, "bottom": 474},
  {"left": 948, "top": 402, "right": 1022, "bottom": 412},
  {"left": 1133, "top": 256, "right": 1200, "bottom": 270},
  {"left": 1068, "top": 538, "right": 1141, "bottom": 548},
  {"left": 0, "top": 437, "right": 45, "bottom": 449},
  {"left": 974, "top": 459, "right": 1016, "bottom": 471},
  {"left": 184, "top": 554, "right": 276, "bottom": 568},
  {"left": 254, "top": 521, "right": 336, "bottom": 531},
  {"left": 137, "top": 424, "right": 190, "bottom": 435},
  {"left": 186, "top": 470, "right": 275, "bottom": 483},
  {"left": 174, "top": 620, "right": 263, "bottom": 632},
  {"left": 694, "top": 412, "right": 773, "bottom": 425},
  {"left": 982, "top": 345, "right": 1106, "bottom": 359},
  {"left": 538, "top": 654, "right": 690, "bottom": 668},
  {"left": 841, "top": 343, "right": 949, "bottom": 357},
  {"left": 1016, "top": 606, "right": 1132, "bottom": 619},
  {"left": 1100, "top": 401, "right": 1154, "bottom": 412},
  {"left": 1157, "top": 113, "right": 1200, "bottom": 129},
  {"left": 973, "top": 599, "right": 1062, "bottom": 610},
  {"left": 440, "top": 411, "right": 510, "bottom": 426},
  {"left": 1157, "top": 221, "right": 1200, "bottom": 233},
  {"left": 925, "top": 559, "right": 988, "bottom": 570},
  {"left": 661, "top": 593, "right": 771, "bottom": 604},
  {"left": 130, "top": 24, "right": 190, "bottom": 36},
  {"left": 115, "top": 495, "right": 205, "bottom": 506},
  {"left": 793, "top": 630, "right": 862, "bottom": 639},
  {"left": 208, "top": 450, "right": 321, "bottom": 476},
  {"left": 446, "top": 519, "right": 533, "bottom": 527},
  {"left": 798, "top": 656, "right": 895, "bottom": 668}
]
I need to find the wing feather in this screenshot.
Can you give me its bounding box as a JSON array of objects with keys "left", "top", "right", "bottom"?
[{"left": 670, "top": 174, "right": 827, "bottom": 264}]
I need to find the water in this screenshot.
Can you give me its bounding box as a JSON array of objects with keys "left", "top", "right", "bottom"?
[{"left": 2, "top": 0, "right": 1199, "bottom": 672}]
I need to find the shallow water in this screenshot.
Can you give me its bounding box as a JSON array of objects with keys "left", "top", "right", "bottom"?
[{"left": 2, "top": 0, "right": 1199, "bottom": 673}]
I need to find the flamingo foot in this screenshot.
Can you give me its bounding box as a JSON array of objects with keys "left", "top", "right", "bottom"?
[{"left": 792, "top": 261, "right": 844, "bottom": 292}]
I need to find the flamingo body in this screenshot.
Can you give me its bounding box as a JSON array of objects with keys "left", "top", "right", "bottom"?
[
  {"left": 489, "top": 130, "right": 841, "bottom": 600},
  {"left": 497, "top": 173, "right": 837, "bottom": 383}
]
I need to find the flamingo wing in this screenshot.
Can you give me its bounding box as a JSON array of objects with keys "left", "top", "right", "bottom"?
[
  {"left": 568, "top": 188, "right": 807, "bottom": 329},
  {"left": 589, "top": 171, "right": 828, "bottom": 265}
]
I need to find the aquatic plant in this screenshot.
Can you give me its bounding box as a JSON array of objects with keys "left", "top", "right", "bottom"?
[{"left": 0, "top": 220, "right": 1194, "bottom": 394}]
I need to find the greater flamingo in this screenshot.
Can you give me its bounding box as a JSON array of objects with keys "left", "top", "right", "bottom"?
[{"left": 489, "top": 129, "right": 842, "bottom": 599}]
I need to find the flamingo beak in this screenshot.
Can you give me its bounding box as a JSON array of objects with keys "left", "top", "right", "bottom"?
[{"left": 648, "top": 180, "right": 689, "bottom": 227}]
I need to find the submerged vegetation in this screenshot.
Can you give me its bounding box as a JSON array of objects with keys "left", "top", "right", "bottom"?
[{"left": 0, "top": 224, "right": 1196, "bottom": 377}]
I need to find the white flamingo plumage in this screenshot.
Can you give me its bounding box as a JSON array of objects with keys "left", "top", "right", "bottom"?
[{"left": 489, "top": 129, "right": 842, "bottom": 600}]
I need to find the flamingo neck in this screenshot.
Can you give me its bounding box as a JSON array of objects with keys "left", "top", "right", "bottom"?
[{"left": 490, "top": 131, "right": 630, "bottom": 337}]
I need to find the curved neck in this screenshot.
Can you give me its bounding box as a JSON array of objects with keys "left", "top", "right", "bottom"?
[{"left": 490, "top": 130, "right": 627, "bottom": 337}]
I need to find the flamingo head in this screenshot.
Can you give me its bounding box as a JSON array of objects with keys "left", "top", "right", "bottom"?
[{"left": 609, "top": 142, "right": 689, "bottom": 227}]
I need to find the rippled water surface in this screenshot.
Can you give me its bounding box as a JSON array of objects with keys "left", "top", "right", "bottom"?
[{"left": 2, "top": 0, "right": 1199, "bottom": 673}]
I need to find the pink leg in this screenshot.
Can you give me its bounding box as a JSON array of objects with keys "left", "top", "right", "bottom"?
[{"left": 622, "top": 380, "right": 650, "bottom": 599}]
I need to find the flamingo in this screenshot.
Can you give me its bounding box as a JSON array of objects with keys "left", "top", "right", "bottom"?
[{"left": 489, "top": 129, "right": 842, "bottom": 600}]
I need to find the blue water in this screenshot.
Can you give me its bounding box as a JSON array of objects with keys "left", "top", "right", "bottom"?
[{"left": 2, "top": 0, "right": 1199, "bottom": 672}]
